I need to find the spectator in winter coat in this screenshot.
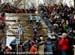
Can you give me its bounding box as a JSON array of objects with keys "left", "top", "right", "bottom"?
[
  {"left": 45, "top": 38, "right": 54, "bottom": 55},
  {"left": 29, "top": 39, "right": 35, "bottom": 49},
  {"left": 32, "top": 25, "right": 38, "bottom": 37},
  {"left": 18, "top": 24, "right": 23, "bottom": 36},
  {"left": 0, "top": 20, "right": 5, "bottom": 30},
  {"left": 5, "top": 46, "right": 11, "bottom": 52},
  {"left": 23, "top": 40, "right": 30, "bottom": 51},
  {"left": 38, "top": 37, "right": 45, "bottom": 55},
  {"left": 38, "top": 41, "right": 45, "bottom": 55},
  {"left": 35, "top": 16, "right": 41, "bottom": 27},
  {"left": 30, "top": 44, "right": 38, "bottom": 55},
  {"left": 29, "top": 14, "right": 33, "bottom": 24},
  {"left": 58, "top": 33, "right": 69, "bottom": 55},
  {"left": 0, "top": 16, "right": 3, "bottom": 20}
]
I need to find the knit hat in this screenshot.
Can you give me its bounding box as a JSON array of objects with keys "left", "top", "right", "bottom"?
[{"left": 62, "top": 33, "right": 67, "bottom": 38}]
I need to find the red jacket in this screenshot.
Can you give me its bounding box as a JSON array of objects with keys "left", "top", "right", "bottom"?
[
  {"left": 6, "top": 48, "right": 11, "bottom": 52},
  {"left": 58, "top": 38, "right": 69, "bottom": 50},
  {"left": 30, "top": 45, "right": 38, "bottom": 55},
  {"left": 0, "top": 16, "right": 3, "bottom": 19}
]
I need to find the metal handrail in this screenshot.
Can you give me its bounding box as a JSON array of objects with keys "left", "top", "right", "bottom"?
[{"left": 14, "top": 0, "right": 23, "bottom": 7}]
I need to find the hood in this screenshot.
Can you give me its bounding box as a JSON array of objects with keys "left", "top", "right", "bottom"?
[{"left": 46, "top": 41, "right": 52, "bottom": 45}]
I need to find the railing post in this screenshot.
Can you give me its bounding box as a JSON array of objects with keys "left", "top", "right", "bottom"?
[{"left": 74, "top": 0, "right": 75, "bottom": 8}]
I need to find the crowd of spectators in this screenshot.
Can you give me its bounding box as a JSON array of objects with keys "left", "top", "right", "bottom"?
[
  {"left": 0, "top": 3, "right": 36, "bottom": 13},
  {"left": 0, "top": 3, "right": 75, "bottom": 55},
  {"left": 39, "top": 3, "right": 75, "bottom": 55}
]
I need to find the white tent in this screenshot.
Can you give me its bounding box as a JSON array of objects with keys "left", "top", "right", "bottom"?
[
  {"left": 63, "top": 0, "right": 74, "bottom": 7},
  {"left": 6, "top": 36, "right": 16, "bottom": 49},
  {"left": 5, "top": 13, "right": 19, "bottom": 49},
  {"left": 1, "top": 0, "right": 74, "bottom": 8}
]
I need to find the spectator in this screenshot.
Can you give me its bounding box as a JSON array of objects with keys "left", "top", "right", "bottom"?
[
  {"left": 29, "top": 14, "right": 33, "bottom": 24},
  {"left": 35, "top": 16, "right": 41, "bottom": 27},
  {"left": 23, "top": 40, "right": 30, "bottom": 51},
  {"left": 0, "top": 43, "right": 4, "bottom": 55},
  {"left": 5, "top": 46, "right": 11, "bottom": 52},
  {"left": 17, "top": 24, "right": 23, "bottom": 39},
  {"left": 32, "top": 24, "right": 38, "bottom": 37},
  {"left": 45, "top": 38, "right": 54, "bottom": 55},
  {"left": 0, "top": 20, "right": 5, "bottom": 30},
  {"left": 30, "top": 44, "right": 38, "bottom": 55},
  {"left": 57, "top": 33, "right": 69, "bottom": 55},
  {"left": 38, "top": 37, "right": 45, "bottom": 55}
]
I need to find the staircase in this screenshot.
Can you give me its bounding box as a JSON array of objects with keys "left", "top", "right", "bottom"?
[
  {"left": 2, "top": 13, "right": 48, "bottom": 45},
  {"left": 5, "top": 13, "right": 18, "bottom": 36},
  {"left": 18, "top": 13, "right": 48, "bottom": 40}
]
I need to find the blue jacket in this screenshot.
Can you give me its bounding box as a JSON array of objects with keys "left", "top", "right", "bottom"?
[{"left": 45, "top": 41, "right": 54, "bottom": 54}]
